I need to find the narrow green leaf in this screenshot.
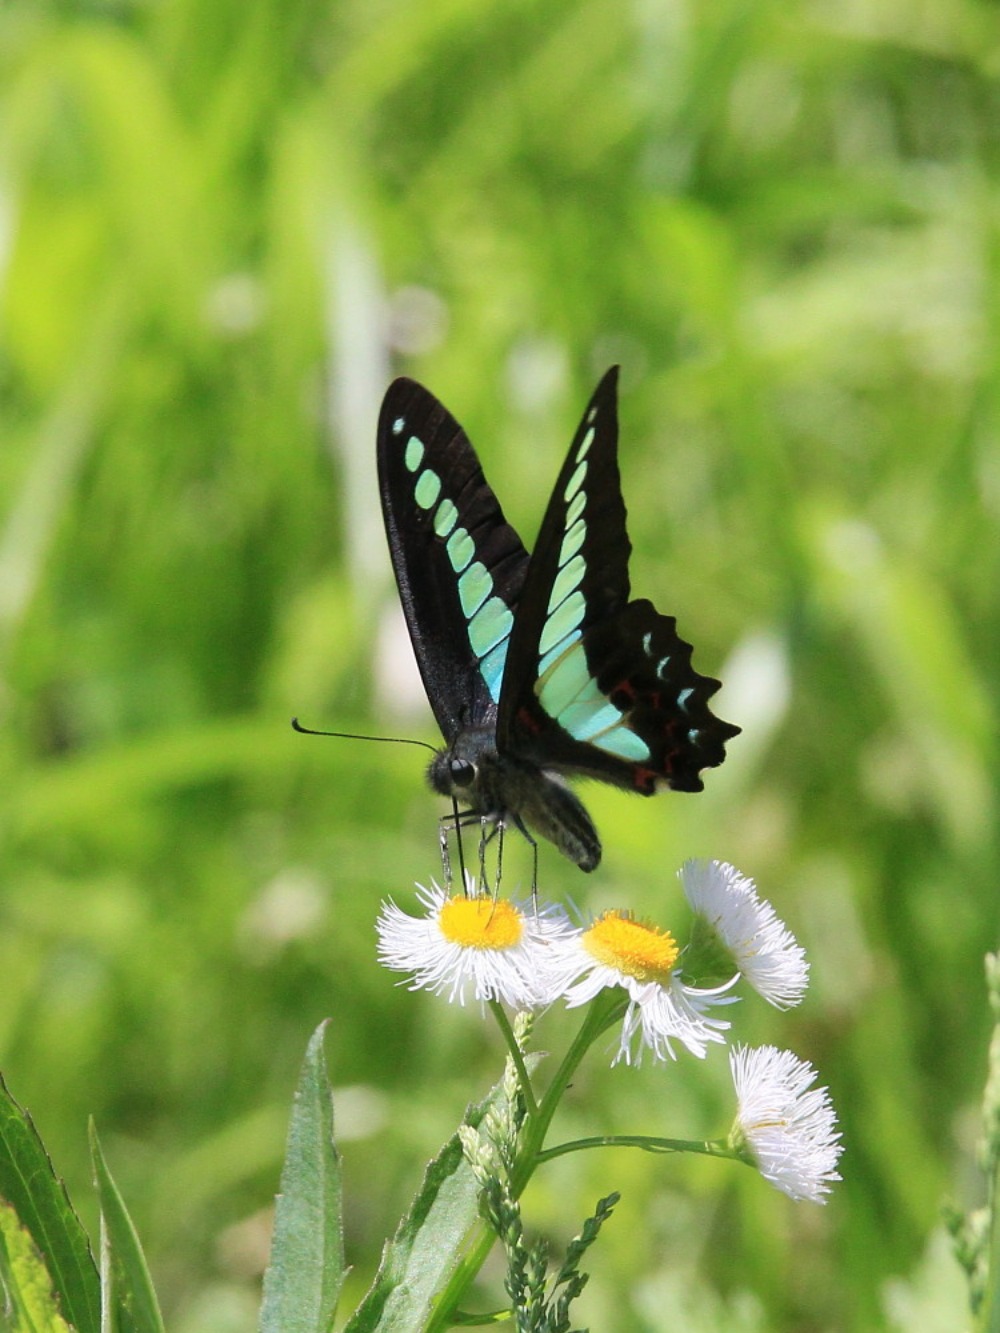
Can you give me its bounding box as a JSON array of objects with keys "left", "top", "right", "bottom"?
[
  {"left": 0, "top": 1200, "right": 74, "bottom": 1332},
  {"left": 259, "top": 1021, "right": 344, "bottom": 1333},
  {"left": 0, "top": 1073, "right": 100, "bottom": 1333},
  {"left": 88, "top": 1123, "right": 164, "bottom": 1333},
  {"left": 343, "top": 1082, "right": 503, "bottom": 1333}
]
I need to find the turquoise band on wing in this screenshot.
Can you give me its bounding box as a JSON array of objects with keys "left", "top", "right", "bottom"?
[
  {"left": 405, "top": 435, "right": 425, "bottom": 470},
  {"left": 566, "top": 490, "right": 586, "bottom": 525},
  {"left": 539, "top": 590, "right": 585, "bottom": 655},
  {"left": 414, "top": 469, "right": 442, "bottom": 509},
  {"left": 560, "top": 697, "right": 624, "bottom": 741},
  {"left": 458, "top": 561, "right": 493, "bottom": 617},
  {"left": 536, "top": 636, "right": 651, "bottom": 762},
  {"left": 478, "top": 631, "right": 512, "bottom": 697},
  {"left": 537, "top": 639, "right": 592, "bottom": 716},
  {"left": 469, "top": 598, "right": 515, "bottom": 659},
  {"left": 547, "top": 553, "right": 586, "bottom": 615},
  {"left": 559, "top": 518, "right": 586, "bottom": 566},
  {"left": 564, "top": 458, "right": 588, "bottom": 502},
  {"left": 590, "top": 726, "right": 650, "bottom": 761},
  {"left": 433, "top": 498, "right": 459, "bottom": 537},
  {"left": 446, "top": 527, "right": 475, "bottom": 572},
  {"left": 402, "top": 431, "right": 515, "bottom": 706},
  {"left": 538, "top": 628, "right": 582, "bottom": 676}
]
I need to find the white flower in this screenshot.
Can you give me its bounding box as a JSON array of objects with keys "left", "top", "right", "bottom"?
[
  {"left": 729, "top": 1045, "right": 842, "bottom": 1203},
  {"left": 548, "top": 910, "right": 739, "bottom": 1063},
  {"left": 376, "top": 878, "right": 576, "bottom": 1009},
  {"left": 681, "top": 860, "right": 808, "bottom": 1009}
]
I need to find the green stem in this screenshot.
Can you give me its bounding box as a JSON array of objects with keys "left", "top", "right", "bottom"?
[
  {"left": 536, "top": 1134, "right": 735, "bottom": 1164},
  {"left": 426, "top": 992, "right": 625, "bottom": 1330},
  {"left": 512, "top": 989, "right": 626, "bottom": 1198}
]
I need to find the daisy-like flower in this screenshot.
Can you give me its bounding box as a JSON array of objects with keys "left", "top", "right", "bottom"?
[
  {"left": 681, "top": 860, "right": 808, "bottom": 1009},
  {"left": 376, "top": 878, "right": 577, "bottom": 1009},
  {"left": 729, "top": 1044, "right": 842, "bottom": 1203},
  {"left": 549, "top": 910, "right": 739, "bottom": 1063}
]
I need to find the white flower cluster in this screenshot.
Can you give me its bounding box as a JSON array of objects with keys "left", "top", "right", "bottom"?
[{"left": 376, "top": 859, "right": 841, "bottom": 1203}]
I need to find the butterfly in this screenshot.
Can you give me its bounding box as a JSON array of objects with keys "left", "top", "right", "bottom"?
[{"left": 377, "top": 366, "right": 739, "bottom": 878}]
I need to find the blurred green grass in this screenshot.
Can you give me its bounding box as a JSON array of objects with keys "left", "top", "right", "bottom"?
[{"left": 1, "top": 0, "right": 996, "bottom": 1328}]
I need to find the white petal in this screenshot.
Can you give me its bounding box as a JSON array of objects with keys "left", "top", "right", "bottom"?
[
  {"left": 615, "top": 974, "right": 737, "bottom": 1064},
  {"left": 730, "top": 1045, "right": 842, "bottom": 1202},
  {"left": 681, "top": 860, "right": 808, "bottom": 1008}
]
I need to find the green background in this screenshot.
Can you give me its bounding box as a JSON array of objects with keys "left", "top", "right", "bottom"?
[{"left": 1, "top": 0, "right": 996, "bottom": 1328}]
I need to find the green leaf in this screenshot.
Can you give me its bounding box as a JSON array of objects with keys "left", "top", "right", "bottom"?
[
  {"left": 259, "top": 1021, "right": 344, "bottom": 1333},
  {"left": 89, "top": 1122, "right": 165, "bottom": 1333},
  {"left": 0, "top": 1200, "right": 75, "bottom": 1332},
  {"left": 343, "top": 1083, "right": 501, "bottom": 1333},
  {"left": 0, "top": 1073, "right": 100, "bottom": 1333}
]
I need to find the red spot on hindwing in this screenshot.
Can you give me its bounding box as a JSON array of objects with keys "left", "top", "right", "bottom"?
[{"left": 517, "top": 705, "right": 543, "bottom": 736}]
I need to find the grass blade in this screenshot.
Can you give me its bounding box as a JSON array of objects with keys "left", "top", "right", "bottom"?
[
  {"left": 0, "top": 1074, "right": 100, "bottom": 1333},
  {"left": 259, "top": 1020, "right": 344, "bottom": 1333},
  {"left": 89, "top": 1123, "right": 164, "bottom": 1333}
]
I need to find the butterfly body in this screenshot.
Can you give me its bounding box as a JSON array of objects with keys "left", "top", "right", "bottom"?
[
  {"left": 427, "top": 731, "right": 601, "bottom": 872},
  {"left": 377, "top": 367, "right": 739, "bottom": 874}
]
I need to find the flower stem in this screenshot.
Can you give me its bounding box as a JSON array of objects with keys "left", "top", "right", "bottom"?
[
  {"left": 512, "top": 989, "right": 625, "bottom": 1197},
  {"left": 536, "top": 1134, "right": 735, "bottom": 1164},
  {"left": 426, "top": 991, "right": 625, "bottom": 1330}
]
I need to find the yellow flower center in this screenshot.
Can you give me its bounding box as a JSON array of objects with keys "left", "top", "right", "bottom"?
[
  {"left": 582, "top": 911, "right": 679, "bottom": 984},
  {"left": 438, "top": 896, "right": 524, "bottom": 950}
]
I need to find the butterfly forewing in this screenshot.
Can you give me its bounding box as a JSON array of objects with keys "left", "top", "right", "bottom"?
[
  {"left": 498, "top": 367, "right": 739, "bottom": 793},
  {"left": 377, "top": 379, "right": 530, "bottom": 741}
]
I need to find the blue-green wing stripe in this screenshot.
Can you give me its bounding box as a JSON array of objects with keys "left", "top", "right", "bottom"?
[
  {"left": 538, "top": 590, "right": 586, "bottom": 655},
  {"left": 469, "top": 597, "right": 516, "bottom": 660},
  {"left": 546, "top": 554, "right": 586, "bottom": 615},
  {"left": 459, "top": 562, "right": 492, "bottom": 617}
]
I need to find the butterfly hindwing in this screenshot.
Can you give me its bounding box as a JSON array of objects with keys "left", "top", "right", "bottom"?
[
  {"left": 573, "top": 599, "right": 739, "bottom": 792},
  {"left": 377, "top": 378, "right": 530, "bottom": 741},
  {"left": 498, "top": 367, "right": 740, "bottom": 793}
]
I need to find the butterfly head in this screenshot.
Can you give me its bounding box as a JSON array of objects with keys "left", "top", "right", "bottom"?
[{"left": 427, "top": 727, "right": 497, "bottom": 803}]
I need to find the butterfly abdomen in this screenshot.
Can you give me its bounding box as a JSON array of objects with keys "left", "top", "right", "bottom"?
[{"left": 514, "top": 765, "right": 601, "bottom": 872}]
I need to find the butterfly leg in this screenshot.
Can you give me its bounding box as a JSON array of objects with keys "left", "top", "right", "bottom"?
[
  {"left": 478, "top": 816, "right": 491, "bottom": 893},
  {"left": 508, "top": 813, "right": 539, "bottom": 904},
  {"left": 472, "top": 817, "right": 508, "bottom": 896},
  {"left": 453, "top": 795, "right": 472, "bottom": 893},
  {"left": 447, "top": 808, "right": 509, "bottom": 896},
  {"left": 438, "top": 816, "right": 453, "bottom": 888},
  {"left": 438, "top": 799, "right": 475, "bottom": 894},
  {"left": 455, "top": 805, "right": 495, "bottom": 895}
]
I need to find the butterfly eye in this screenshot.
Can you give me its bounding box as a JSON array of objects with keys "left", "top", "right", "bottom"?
[{"left": 449, "top": 758, "right": 476, "bottom": 788}]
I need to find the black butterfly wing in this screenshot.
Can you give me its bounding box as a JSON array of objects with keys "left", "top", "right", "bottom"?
[
  {"left": 497, "top": 366, "right": 740, "bottom": 793},
  {"left": 377, "top": 378, "right": 530, "bottom": 742}
]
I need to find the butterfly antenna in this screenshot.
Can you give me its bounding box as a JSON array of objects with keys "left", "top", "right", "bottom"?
[{"left": 291, "top": 717, "right": 438, "bottom": 755}]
